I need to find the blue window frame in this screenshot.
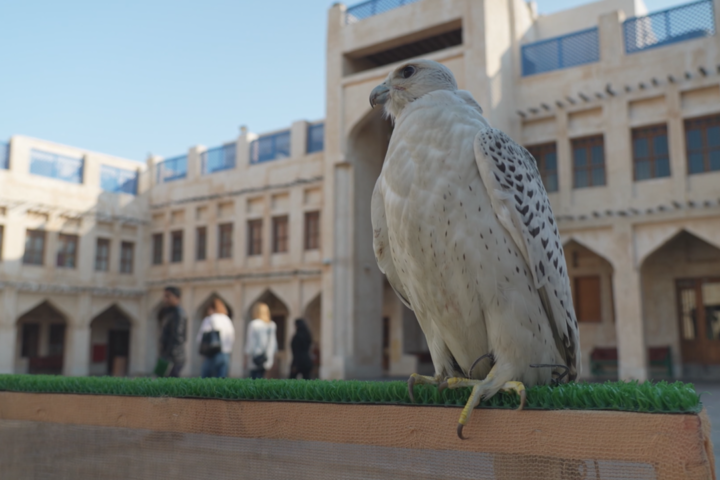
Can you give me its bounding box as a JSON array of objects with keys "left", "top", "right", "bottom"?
[
  {"left": 250, "top": 130, "right": 291, "bottom": 164},
  {"left": 521, "top": 27, "right": 599, "bottom": 76},
  {"left": 632, "top": 125, "right": 671, "bottom": 181},
  {"left": 156, "top": 155, "right": 187, "bottom": 183},
  {"left": 572, "top": 135, "right": 606, "bottom": 188},
  {"left": 624, "top": 0, "right": 715, "bottom": 54},
  {"left": 685, "top": 114, "right": 720, "bottom": 174},
  {"left": 345, "top": 0, "right": 422, "bottom": 24},
  {"left": 307, "top": 123, "right": 324, "bottom": 154},
  {"left": 29, "top": 149, "right": 84, "bottom": 184},
  {"left": 201, "top": 143, "right": 236, "bottom": 175},
  {"left": 100, "top": 165, "right": 138, "bottom": 194},
  {"left": 0, "top": 142, "right": 8, "bottom": 170}
]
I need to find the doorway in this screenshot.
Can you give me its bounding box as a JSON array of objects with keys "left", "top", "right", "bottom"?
[{"left": 677, "top": 278, "right": 720, "bottom": 365}]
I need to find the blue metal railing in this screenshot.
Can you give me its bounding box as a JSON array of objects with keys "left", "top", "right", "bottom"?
[
  {"left": 0, "top": 142, "right": 8, "bottom": 169},
  {"left": 29, "top": 149, "right": 84, "bottom": 184},
  {"left": 521, "top": 27, "right": 600, "bottom": 76},
  {"left": 307, "top": 123, "right": 324, "bottom": 154},
  {"left": 345, "top": 0, "right": 422, "bottom": 24},
  {"left": 624, "top": 0, "right": 715, "bottom": 54},
  {"left": 202, "top": 143, "right": 236, "bottom": 175},
  {"left": 100, "top": 165, "right": 138, "bottom": 195},
  {"left": 156, "top": 155, "right": 187, "bottom": 183},
  {"left": 250, "top": 130, "right": 291, "bottom": 164}
]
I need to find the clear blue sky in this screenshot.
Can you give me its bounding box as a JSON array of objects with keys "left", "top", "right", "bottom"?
[{"left": 0, "top": 0, "right": 689, "bottom": 162}]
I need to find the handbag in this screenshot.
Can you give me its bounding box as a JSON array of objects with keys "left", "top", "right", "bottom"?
[
  {"left": 252, "top": 325, "right": 273, "bottom": 368},
  {"left": 199, "top": 317, "right": 222, "bottom": 357}
]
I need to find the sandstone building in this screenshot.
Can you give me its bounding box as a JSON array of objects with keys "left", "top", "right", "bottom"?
[{"left": 1, "top": 0, "right": 719, "bottom": 381}]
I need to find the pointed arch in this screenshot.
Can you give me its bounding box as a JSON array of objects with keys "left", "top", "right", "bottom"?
[
  {"left": 561, "top": 235, "right": 616, "bottom": 269},
  {"left": 15, "top": 300, "right": 68, "bottom": 375},
  {"left": 16, "top": 298, "right": 71, "bottom": 323},
  {"left": 195, "top": 292, "right": 234, "bottom": 320},
  {"left": 90, "top": 301, "right": 138, "bottom": 327},
  {"left": 89, "top": 304, "right": 132, "bottom": 376}
]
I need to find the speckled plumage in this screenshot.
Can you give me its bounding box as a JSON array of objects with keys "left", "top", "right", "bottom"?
[{"left": 371, "top": 61, "right": 579, "bottom": 400}]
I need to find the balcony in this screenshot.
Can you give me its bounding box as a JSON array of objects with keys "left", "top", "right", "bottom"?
[
  {"left": 156, "top": 155, "right": 187, "bottom": 184},
  {"left": 100, "top": 165, "right": 138, "bottom": 195},
  {"left": 307, "top": 123, "right": 324, "bottom": 154},
  {"left": 201, "top": 143, "right": 236, "bottom": 175},
  {"left": 29, "top": 149, "right": 84, "bottom": 184},
  {"left": 521, "top": 27, "right": 600, "bottom": 76},
  {"left": 345, "top": 0, "right": 422, "bottom": 24},
  {"left": 250, "top": 130, "right": 290, "bottom": 164},
  {"left": 624, "top": 0, "right": 715, "bottom": 54}
]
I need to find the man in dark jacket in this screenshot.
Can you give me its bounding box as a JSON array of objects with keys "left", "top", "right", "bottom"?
[{"left": 159, "top": 286, "right": 187, "bottom": 377}]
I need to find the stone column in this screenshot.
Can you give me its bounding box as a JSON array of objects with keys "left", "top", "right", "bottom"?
[
  {"left": 65, "top": 292, "right": 92, "bottom": 376},
  {"left": 0, "top": 287, "right": 18, "bottom": 373},
  {"left": 612, "top": 224, "right": 648, "bottom": 381}
]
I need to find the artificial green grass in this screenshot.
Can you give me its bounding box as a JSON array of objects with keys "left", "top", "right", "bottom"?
[{"left": 0, "top": 375, "right": 702, "bottom": 414}]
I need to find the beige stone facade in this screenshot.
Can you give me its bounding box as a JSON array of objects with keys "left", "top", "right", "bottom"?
[{"left": 2, "top": 0, "right": 720, "bottom": 381}]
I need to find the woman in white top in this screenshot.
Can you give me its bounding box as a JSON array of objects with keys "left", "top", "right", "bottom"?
[
  {"left": 196, "top": 298, "right": 235, "bottom": 378},
  {"left": 245, "top": 302, "right": 277, "bottom": 379}
]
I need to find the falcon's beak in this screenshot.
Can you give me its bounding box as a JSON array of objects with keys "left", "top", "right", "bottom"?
[{"left": 370, "top": 84, "right": 390, "bottom": 108}]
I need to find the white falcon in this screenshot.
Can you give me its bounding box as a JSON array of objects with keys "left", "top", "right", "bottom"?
[{"left": 370, "top": 60, "right": 580, "bottom": 438}]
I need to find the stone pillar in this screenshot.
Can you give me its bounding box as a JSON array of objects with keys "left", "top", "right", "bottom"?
[
  {"left": 612, "top": 224, "right": 648, "bottom": 381},
  {"left": 598, "top": 11, "right": 626, "bottom": 69},
  {"left": 187, "top": 145, "right": 205, "bottom": 181},
  {"left": 230, "top": 281, "right": 244, "bottom": 378},
  {"left": 290, "top": 120, "right": 309, "bottom": 159},
  {"left": 0, "top": 287, "right": 18, "bottom": 373},
  {"left": 65, "top": 292, "right": 92, "bottom": 376}
]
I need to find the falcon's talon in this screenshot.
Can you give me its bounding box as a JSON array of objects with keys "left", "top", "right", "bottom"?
[
  {"left": 457, "top": 423, "right": 466, "bottom": 440},
  {"left": 406, "top": 373, "right": 442, "bottom": 403}
]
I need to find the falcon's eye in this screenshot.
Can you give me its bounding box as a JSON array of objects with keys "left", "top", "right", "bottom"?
[{"left": 400, "top": 65, "right": 416, "bottom": 79}]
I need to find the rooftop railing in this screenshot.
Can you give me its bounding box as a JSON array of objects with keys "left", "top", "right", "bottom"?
[
  {"left": 250, "top": 130, "right": 291, "bottom": 164},
  {"left": 521, "top": 27, "right": 600, "bottom": 76},
  {"left": 307, "top": 123, "right": 324, "bottom": 154},
  {"left": 201, "top": 143, "right": 236, "bottom": 175},
  {"left": 0, "top": 142, "right": 8, "bottom": 169},
  {"left": 345, "top": 0, "right": 422, "bottom": 24},
  {"left": 156, "top": 155, "right": 187, "bottom": 184},
  {"left": 100, "top": 165, "right": 138, "bottom": 195},
  {"left": 29, "top": 149, "right": 84, "bottom": 184},
  {"left": 624, "top": 0, "right": 715, "bottom": 54}
]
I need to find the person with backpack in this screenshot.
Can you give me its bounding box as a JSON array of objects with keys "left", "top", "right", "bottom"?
[
  {"left": 244, "top": 302, "right": 277, "bottom": 379},
  {"left": 196, "top": 298, "right": 235, "bottom": 378}
]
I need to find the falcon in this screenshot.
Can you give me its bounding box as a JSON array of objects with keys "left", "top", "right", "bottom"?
[{"left": 369, "top": 60, "right": 580, "bottom": 439}]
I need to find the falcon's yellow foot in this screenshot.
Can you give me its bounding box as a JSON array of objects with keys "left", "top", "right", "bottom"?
[
  {"left": 407, "top": 373, "right": 443, "bottom": 403},
  {"left": 439, "top": 375, "right": 526, "bottom": 440}
]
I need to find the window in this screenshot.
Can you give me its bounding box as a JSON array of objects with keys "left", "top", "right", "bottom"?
[
  {"left": 572, "top": 135, "right": 605, "bottom": 188},
  {"left": 272, "top": 216, "right": 289, "bottom": 253},
  {"left": 171, "top": 230, "right": 183, "bottom": 263},
  {"left": 573, "top": 276, "right": 602, "bottom": 322},
  {"left": 250, "top": 131, "right": 291, "bottom": 164},
  {"left": 218, "top": 223, "right": 233, "bottom": 259},
  {"left": 23, "top": 229, "right": 45, "bottom": 265},
  {"left": 29, "top": 149, "right": 84, "bottom": 184},
  {"left": 48, "top": 324, "right": 66, "bottom": 355},
  {"left": 632, "top": 125, "right": 670, "bottom": 180},
  {"left": 247, "top": 220, "right": 263, "bottom": 256},
  {"left": 152, "top": 233, "right": 163, "bottom": 265},
  {"left": 525, "top": 142, "right": 558, "bottom": 192},
  {"left": 156, "top": 155, "right": 187, "bottom": 183},
  {"left": 21, "top": 324, "right": 40, "bottom": 357},
  {"left": 685, "top": 114, "right": 720, "bottom": 174},
  {"left": 56, "top": 234, "right": 78, "bottom": 268},
  {"left": 305, "top": 211, "right": 320, "bottom": 250},
  {"left": 201, "top": 144, "right": 236, "bottom": 175},
  {"left": 100, "top": 165, "right": 138, "bottom": 194},
  {"left": 120, "top": 241, "right": 134, "bottom": 274},
  {"left": 95, "top": 238, "right": 110, "bottom": 272},
  {"left": 307, "top": 123, "right": 324, "bottom": 153},
  {"left": 196, "top": 227, "right": 207, "bottom": 261}
]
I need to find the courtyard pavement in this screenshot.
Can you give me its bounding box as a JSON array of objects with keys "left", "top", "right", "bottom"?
[{"left": 695, "top": 383, "right": 720, "bottom": 463}]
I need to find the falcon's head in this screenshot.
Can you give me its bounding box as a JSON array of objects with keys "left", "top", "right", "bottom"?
[{"left": 369, "top": 59, "right": 457, "bottom": 120}]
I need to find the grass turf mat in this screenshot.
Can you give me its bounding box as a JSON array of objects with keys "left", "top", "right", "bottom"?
[{"left": 0, "top": 375, "right": 702, "bottom": 414}]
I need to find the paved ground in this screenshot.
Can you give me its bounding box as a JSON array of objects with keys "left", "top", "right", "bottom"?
[{"left": 695, "top": 383, "right": 720, "bottom": 462}]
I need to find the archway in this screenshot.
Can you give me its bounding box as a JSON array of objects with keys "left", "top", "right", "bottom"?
[
  {"left": 563, "top": 240, "right": 616, "bottom": 380},
  {"left": 89, "top": 305, "right": 132, "bottom": 376},
  {"left": 15, "top": 301, "right": 67, "bottom": 375},
  {"left": 247, "top": 289, "right": 290, "bottom": 378},
  {"left": 641, "top": 230, "right": 720, "bottom": 380},
  {"left": 303, "top": 293, "right": 321, "bottom": 379},
  {"left": 345, "top": 106, "right": 394, "bottom": 378},
  {"left": 191, "top": 294, "right": 234, "bottom": 376}
]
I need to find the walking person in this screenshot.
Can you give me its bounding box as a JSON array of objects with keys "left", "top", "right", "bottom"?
[
  {"left": 245, "top": 302, "right": 277, "bottom": 379},
  {"left": 196, "top": 298, "right": 235, "bottom": 378},
  {"left": 289, "top": 319, "right": 313, "bottom": 380},
  {"left": 158, "top": 286, "right": 187, "bottom": 377}
]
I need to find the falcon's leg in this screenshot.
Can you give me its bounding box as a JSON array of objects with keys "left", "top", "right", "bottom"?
[
  {"left": 407, "top": 373, "right": 443, "bottom": 403},
  {"left": 439, "top": 366, "right": 526, "bottom": 440}
]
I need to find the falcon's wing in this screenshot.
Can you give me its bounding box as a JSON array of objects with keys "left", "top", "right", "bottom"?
[
  {"left": 473, "top": 128, "right": 580, "bottom": 379},
  {"left": 371, "top": 179, "right": 412, "bottom": 310}
]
